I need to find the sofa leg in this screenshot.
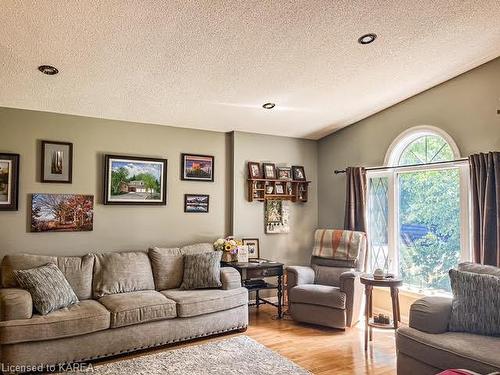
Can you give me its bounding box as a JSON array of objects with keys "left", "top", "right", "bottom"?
[{"left": 237, "top": 326, "right": 248, "bottom": 333}]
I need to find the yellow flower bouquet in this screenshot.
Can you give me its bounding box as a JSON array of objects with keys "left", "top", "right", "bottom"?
[{"left": 213, "top": 236, "right": 243, "bottom": 262}]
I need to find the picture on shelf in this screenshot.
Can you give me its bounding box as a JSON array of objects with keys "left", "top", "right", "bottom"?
[
  {"left": 277, "top": 167, "right": 292, "bottom": 180},
  {"left": 181, "top": 154, "right": 214, "bottom": 181},
  {"left": 104, "top": 155, "right": 167, "bottom": 205},
  {"left": 266, "top": 185, "right": 274, "bottom": 194},
  {"left": 275, "top": 184, "right": 284, "bottom": 194},
  {"left": 263, "top": 163, "right": 276, "bottom": 179},
  {"left": 0, "top": 153, "right": 19, "bottom": 211},
  {"left": 31, "top": 194, "right": 94, "bottom": 232},
  {"left": 292, "top": 165, "right": 306, "bottom": 181},
  {"left": 242, "top": 238, "right": 260, "bottom": 259},
  {"left": 184, "top": 194, "right": 209, "bottom": 213},
  {"left": 41, "top": 141, "right": 73, "bottom": 183},
  {"left": 248, "top": 162, "right": 261, "bottom": 179}
]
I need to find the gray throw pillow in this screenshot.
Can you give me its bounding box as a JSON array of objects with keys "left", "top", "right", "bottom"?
[
  {"left": 449, "top": 269, "right": 500, "bottom": 336},
  {"left": 14, "top": 263, "right": 79, "bottom": 315},
  {"left": 180, "top": 251, "right": 222, "bottom": 290}
]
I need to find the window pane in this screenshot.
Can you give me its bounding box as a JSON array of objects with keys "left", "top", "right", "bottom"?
[
  {"left": 399, "top": 135, "right": 454, "bottom": 166},
  {"left": 368, "top": 177, "right": 389, "bottom": 272},
  {"left": 398, "top": 169, "right": 461, "bottom": 293}
]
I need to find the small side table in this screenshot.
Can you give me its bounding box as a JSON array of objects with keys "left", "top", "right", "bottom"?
[{"left": 360, "top": 275, "right": 403, "bottom": 351}]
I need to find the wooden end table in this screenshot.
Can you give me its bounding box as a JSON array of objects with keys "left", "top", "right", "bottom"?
[
  {"left": 360, "top": 274, "right": 403, "bottom": 351},
  {"left": 222, "top": 261, "right": 284, "bottom": 318}
]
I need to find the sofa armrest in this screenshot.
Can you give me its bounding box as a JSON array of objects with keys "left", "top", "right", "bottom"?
[
  {"left": 286, "top": 266, "right": 315, "bottom": 289},
  {"left": 409, "top": 296, "right": 452, "bottom": 333},
  {"left": 220, "top": 267, "right": 242, "bottom": 290},
  {"left": 339, "top": 271, "right": 363, "bottom": 327},
  {"left": 0, "top": 288, "right": 33, "bottom": 321}
]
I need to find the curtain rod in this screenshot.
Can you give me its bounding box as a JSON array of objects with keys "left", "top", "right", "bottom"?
[{"left": 333, "top": 158, "right": 469, "bottom": 174}]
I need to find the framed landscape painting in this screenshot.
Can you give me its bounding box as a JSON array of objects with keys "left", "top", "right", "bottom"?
[
  {"left": 104, "top": 155, "right": 167, "bottom": 205},
  {"left": 184, "top": 194, "right": 209, "bottom": 213},
  {"left": 181, "top": 154, "right": 214, "bottom": 182},
  {"left": 41, "top": 141, "right": 73, "bottom": 183},
  {"left": 31, "top": 194, "right": 94, "bottom": 232},
  {"left": 0, "top": 153, "right": 19, "bottom": 211}
]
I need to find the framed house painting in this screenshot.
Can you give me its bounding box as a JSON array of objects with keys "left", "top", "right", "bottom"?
[
  {"left": 41, "top": 141, "right": 73, "bottom": 183},
  {"left": 181, "top": 154, "right": 214, "bottom": 182},
  {"left": 184, "top": 194, "right": 209, "bottom": 213},
  {"left": 103, "top": 155, "right": 167, "bottom": 205},
  {"left": 0, "top": 153, "right": 19, "bottom": 211}
]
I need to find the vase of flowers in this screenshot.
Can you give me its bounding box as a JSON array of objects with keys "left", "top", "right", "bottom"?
[{"left": 214, "top": 236, "right": 243, "bottom": 262}]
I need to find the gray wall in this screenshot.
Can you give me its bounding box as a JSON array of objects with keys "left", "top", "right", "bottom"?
[{"left": 318, "top": 57, "right": 500, "bottom": 229}]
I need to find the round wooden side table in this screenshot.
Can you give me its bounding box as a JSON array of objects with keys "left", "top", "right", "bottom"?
[{"left": 360, "top": 275, "right": 403, "bottom": 351}]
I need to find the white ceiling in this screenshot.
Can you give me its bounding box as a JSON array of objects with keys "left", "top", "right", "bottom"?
[{"left": 1, "top": 1, "right": 499, "bottom": 140}]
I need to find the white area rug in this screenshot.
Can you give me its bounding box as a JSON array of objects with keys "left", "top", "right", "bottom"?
[{"left": 67, "top": 336, "right": 310, "bottom": 374}]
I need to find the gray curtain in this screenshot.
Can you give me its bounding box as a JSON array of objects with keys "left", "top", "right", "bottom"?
[
  {"left": 344, "top": 167, "right": 367, "bottom": 232},
  {"left": 469, "top": 152, "right": 500, "bottom": 266}
]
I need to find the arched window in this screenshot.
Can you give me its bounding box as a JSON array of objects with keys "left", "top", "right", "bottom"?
[{"left": 367, "top": 126, "right": 470, "bottom": 294}]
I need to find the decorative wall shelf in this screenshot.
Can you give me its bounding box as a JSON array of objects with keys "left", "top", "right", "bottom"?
[{"left": 247, "top": 178, "right": 310, "bottom": 203}]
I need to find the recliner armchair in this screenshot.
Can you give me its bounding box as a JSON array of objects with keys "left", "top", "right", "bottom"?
[{"left": 286, "top": 229, "right": 366, "bottom": 329}]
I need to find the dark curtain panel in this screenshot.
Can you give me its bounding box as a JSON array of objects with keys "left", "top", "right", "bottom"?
[
  {"left": 344, "top": 167, "right": 367, "bottom": 232},
  {"left": 469, "top": 152, "right": 500, "bottom": 266}
]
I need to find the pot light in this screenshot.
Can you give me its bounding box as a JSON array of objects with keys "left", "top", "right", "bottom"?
[
  {"left": 262, "top": 103, "right": 276, "bottom": 109},
  {"left": 38, "top": 65, "right": 59, "bottom": 75},
  {"left": 358, "top": 33, "right": 377, "bottom": 45}
]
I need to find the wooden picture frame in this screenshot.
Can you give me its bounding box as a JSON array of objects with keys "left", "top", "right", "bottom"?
[
  {"left": 41, "top": 141, "right": 73, "bottom": 183},
  {"left": 242, "top": 238, "right": 260, "bottom": 259},
  {"left": 184, "top": 194, "right": 209, "bottom": 213},
  {"left": 103, "top": 154, "right": 167, "bottom": 205},
  {"left": 0, "top": 153, "right": 19, "bottom": 211},
  {"left": 262, "top": 163, "right": 276, "bottom": 179},
  {"left": 292, "top": 165, "right": 306, "bottom": 181},
  {"left": 181, "top": 154, "right": 214, "bottom": 182},
  {"left": 277, "top": 167, "right": 292, "bottom": 180},
  {"left": 248, "top": 161, "right": 261, "bottom": 179}
]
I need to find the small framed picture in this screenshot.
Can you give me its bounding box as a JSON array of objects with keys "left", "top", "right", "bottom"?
[
  {"left": 242, "top": 238, "right": 260, "bottom": 259},
  {"left": 41, "top": 141, "right": 73, "bottom": 183},
  {"left": 181, "top": 154, "right": 214, "bottom": 182},
  {"left": 184, "top": 194, "right": 209, "bottom": 213},
  {"left": 275, "top": 184, "right": 284, "bottom": 194},
  {"left": 0, "top": 153, "right": 20, "bottom": 211},
  {"left": 277, "top": 167, "right": 292, "bottom": 180},
  {"left": 248, "top": 162, "right": 261, "bottom": 179},
  {"left": 263, "top": 163, "right": 276, "bottom": 179},
  {"left": 292, "top": 165, "right": 306, "bottom": 181},
  {"left": 266, "top": 185, "right": 274, "bottom": 194},
  {"left": 237, "top": 246, "right": 249, "bottom": 262}
]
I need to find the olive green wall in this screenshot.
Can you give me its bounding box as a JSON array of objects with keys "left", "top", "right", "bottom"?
[{"left": 318, "top": 57, "right": 500, "bottom": 229}]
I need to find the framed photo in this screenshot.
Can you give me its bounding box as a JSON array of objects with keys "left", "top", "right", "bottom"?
[
  {"left": 181, "top": 154, "right": 214, "bottom": 182},
  {"left": 275, "top": 184, "right": 284, "bottom": 194},
  {"left": 263, "top": 163, "right": 276, "bottom": 179},
  {"left": 104, "top": 155, "right": 167, "bottom": 205},
  {"left": 292, "top": 165, "right": 306, "bottom": 181},
  {"left": 242, "top": 238, "right": 260, "bottom": 259},
  {"left": 266, "top": 185, "right": 274, "bottom": 194},
  {"left": 31, "top": 194, "right": 94, "bottom": 232},
  {"left": 248, "top": 162, "right": 261, "bottom": 179},
  {"left": 41, "top": 141, "right": 73, "bottom": 183},
  {"left": 237, "top": 246, "right": 249, "bottom": 262},
  {"left": 0, "top": 153, "right": 19, "bottom": 211},
  {"left": 184, "top": 194, "right": 209, "bottom": 213},
  {"left": 277, "top": 167, "right": 292, "bottom": 180}
]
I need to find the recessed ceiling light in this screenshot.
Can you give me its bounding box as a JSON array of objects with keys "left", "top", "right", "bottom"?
[
  {"left": 262, "top": 103, "right": 275, "bottom": 109},
  {"left": 358, "top": 33, "right": 377, "bottom": 45},
  {"left": 38, "top": 65, "right": 59, "bottom": 75}
]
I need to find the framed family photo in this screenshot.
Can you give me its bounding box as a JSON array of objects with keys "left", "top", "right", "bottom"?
[
  {"left": 248, "top": 161, "right": 261, "bottom": 179},
  {"left": 242, "top": 238, "right": 260, "bottom": 259},
  {"left": 104, "top": 155, "right": 167, "bottom": 205},
  {"left": 0, "top": 153, "right": 19, "bottom": 211},
  {"left": 41, "top": 141, "right": 73, "bottom": 183},
  {"left": 262, "top": 163, "right": 276, "bottom": 179},
  {"left": 184, "top": 194, "right": 209, "bottom": 213},
  {"left": 277, "top": 167, "right": 292, "bottom": 180},
  {"left": 181, "top": 154, "right": 214, "bottom": 182}
]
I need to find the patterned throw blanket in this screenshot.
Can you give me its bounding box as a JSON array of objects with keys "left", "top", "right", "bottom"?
[{"left": 312, "top": 229, "right": 366, "bottom": 261}]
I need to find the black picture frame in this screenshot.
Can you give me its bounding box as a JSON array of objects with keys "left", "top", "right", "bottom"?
[
  {"left": 262, "top": 163, "right": 276, "bottom": 179},
  {"left": 103, "top": 154, "right": 167, "bottom": 205},
  {"left": 242, "top": 238, "right": 260, "bottom": 259},
  {"left": 181, "top": 153, "right": 214, "bottom": 182},
  {"left": 184, "top": 194, "right": 209, "bottom": 213},
  {"left": 292, "top": 165, "right": 306, "bottom": 181},
  {"left": 0, "top": 153, "right": 19, "bottom": 211},
  {"left": 41, "top": 140, "right": 73, "bottom": 183}
]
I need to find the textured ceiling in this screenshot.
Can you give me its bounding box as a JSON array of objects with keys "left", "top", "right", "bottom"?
[{"left": 1, "top": 1, "right": 499, "bottom": 139}]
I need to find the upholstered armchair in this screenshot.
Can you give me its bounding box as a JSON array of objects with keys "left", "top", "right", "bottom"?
[{"left": 286, "top": 229, "right": 367, "bottom": 329}]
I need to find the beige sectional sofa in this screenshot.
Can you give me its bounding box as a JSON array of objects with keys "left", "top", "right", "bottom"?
[{"left": 0, "top": 243, "right": 248, "bottom": 370}]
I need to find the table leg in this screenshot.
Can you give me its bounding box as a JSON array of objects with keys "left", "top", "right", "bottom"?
[
  {"left": 390, "top": 287, "right": 399, "bottom": 329},
  {"left": 277, "top": 274, "right": 283, "bottom": 318},
  {"left": 364, "top": 285, "right": 373, "bottom": 351},
  {"left": 256, "top": 290, "right": 260, "bottom": 308}
]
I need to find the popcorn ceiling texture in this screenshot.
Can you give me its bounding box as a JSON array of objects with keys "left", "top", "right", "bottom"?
[{"left": 0, "top": 1, "right": 499, "bottom": 139}]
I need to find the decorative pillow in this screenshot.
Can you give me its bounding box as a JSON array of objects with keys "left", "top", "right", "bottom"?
[
  {"left": 13, "top": 263, "right": 79, "bottom": 315},
  {"left": 148, "top": 247, "right": 184, "bottom": 290},
  {"left": 449, "top": 269, "right": 500, "bottom": 336},
  {"left": 180, "top": 251, "right": 222, "bottom": 290}
]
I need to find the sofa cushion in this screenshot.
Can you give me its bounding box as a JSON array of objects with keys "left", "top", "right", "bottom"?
[
  {"left": 0, "top": 300, "right": 110, "bottom": 345},
  {"left": 93, "top": 251, "right": 155, "bottom": 298},
  {"left": 0, "top": 288, "right": 33, "bottom": 321},
  {"left": 396, "top": 326, "right": 500, "bottom": 374},
  {"left": 179, "top": 242, "right": 214, "bottom": 255},
  {"left": 98, "top": 290, "right": 177, "bottom": 328},
  {"left": 312, "top": 264, "right": 350, "bottom": 287},
  {"left": 458, "top": 262, "right": 500, "bottom": 277},
  {"left": 289, "top": 284, "right": 346, "bottom": 309},
  {"left": 1, "top": 254, "right": 94, "bottom": 300},
  {"left": 161, "top": 287, "right": 248, "bottom": 318},
  {"left": 179, "top": 251, "right": 222, "bottom": 290},
  {"left": 148, "top": 247, "right": 183, "bottom": 290}
]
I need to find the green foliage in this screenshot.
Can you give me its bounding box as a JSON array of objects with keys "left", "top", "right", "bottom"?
[{"left": 111, "top": 167, "right": 129, "bottom": 195}]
